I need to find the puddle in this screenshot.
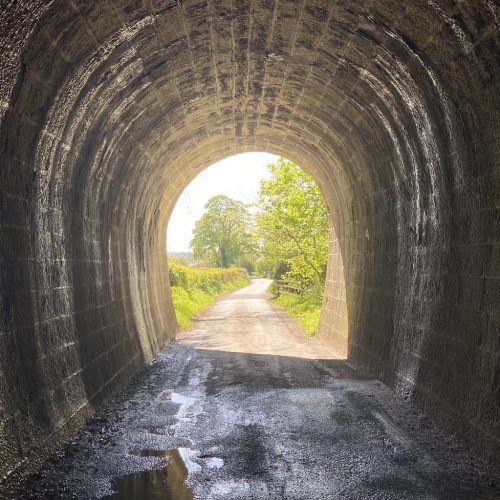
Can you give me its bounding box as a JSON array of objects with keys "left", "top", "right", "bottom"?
[
  {"left": 171, "top": 393, "right": 196, "bottom": 407},
  {"left": 135, "top": 448, "right": 223, "bottom": 471},
  {"left": 177, "top": 448, "right": 202, "bottom": 473},
  {"left": 104, "top": 449, "right": 193, "bottom": 499},
  {"left": 206, "top": 457, "right": 224, "bottom": 469}
]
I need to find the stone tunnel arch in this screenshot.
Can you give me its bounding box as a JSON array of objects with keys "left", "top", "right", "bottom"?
[{"left": 0, "top": 0, "right": 499, "bottom": 493}]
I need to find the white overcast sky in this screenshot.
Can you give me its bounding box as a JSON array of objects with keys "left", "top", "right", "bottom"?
[{"left": 167, "top": 152, "right": 278, "bottom": 253}]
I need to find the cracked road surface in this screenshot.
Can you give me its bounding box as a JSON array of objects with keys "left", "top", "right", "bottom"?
[{"left": 24, "top": 279, "right": 499, "bottom": 499}]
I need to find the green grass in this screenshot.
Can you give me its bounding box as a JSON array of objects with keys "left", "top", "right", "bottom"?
[
  {"left": 169, "top": 261, "right": 249, "bottom": 328},
  {"left": 271, "top": 289, "right": 322, "bottom": 335}
]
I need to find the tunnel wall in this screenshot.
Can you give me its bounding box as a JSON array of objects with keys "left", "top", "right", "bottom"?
[{"left": 0, "top": 0, "right": 499, "bottom": 493}]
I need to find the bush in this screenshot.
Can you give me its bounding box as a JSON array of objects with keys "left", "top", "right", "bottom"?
[
  {"left": 168, "top": 260, "right": 249, "bottom": 328},
  {"left": 271, "top": 289, "right": 322, "bottom": 335}
]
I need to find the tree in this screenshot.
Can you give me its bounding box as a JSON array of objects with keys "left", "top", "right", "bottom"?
[
  {"left": 190, "top": 195, "right": 255, "bottom": 268},
  {"left": 256, "top": 158, "right": 329, "bottom": 289}
]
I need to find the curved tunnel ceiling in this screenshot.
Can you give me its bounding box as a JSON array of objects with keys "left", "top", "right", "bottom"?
[{"left": 0, "top": 0, "right": 499, "bottom": 491}]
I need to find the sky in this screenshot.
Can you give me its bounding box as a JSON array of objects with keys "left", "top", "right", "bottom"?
[{"left": 166, "top": 152, "right": 278, "bottom": 253}]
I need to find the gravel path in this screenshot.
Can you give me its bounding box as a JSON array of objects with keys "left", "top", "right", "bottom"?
[{"left": 23, "top": 279, "right": 500, "bottom": 499}]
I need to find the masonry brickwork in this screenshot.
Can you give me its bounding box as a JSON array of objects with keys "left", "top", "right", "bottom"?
[{"left": 0, "top": 0, "right": 499, "bottom": 494}]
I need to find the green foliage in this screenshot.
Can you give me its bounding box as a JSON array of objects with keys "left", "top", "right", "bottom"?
[
  {"left": 169, "top": 259, "right": 249, "bottom": 328},
  {"left": 256, "top": 158, "right": 329, "bottom": 290},
  {"left": 190, "top": 195, "right": 256, "bottom": 268},
  {"left": 171, "top": 287, "right": 214, "bottom": 329},
  {"left": 271, "top": 290, "right": 323, "bottom": 335},
  {"left": 236, "top": 254, "right": 257, "bottom": 274}
]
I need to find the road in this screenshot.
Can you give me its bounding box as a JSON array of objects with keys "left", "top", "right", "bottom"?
[
  {"left": 177, "top": 278, "right": 335, "bottom": 358},
  {"left": 24, "top": 279, "right": 499, "bottom": 499}
]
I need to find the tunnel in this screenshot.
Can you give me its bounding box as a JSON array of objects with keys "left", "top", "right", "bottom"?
[{"left": 0, "top": 0, "right": 499, "bottom": 494}]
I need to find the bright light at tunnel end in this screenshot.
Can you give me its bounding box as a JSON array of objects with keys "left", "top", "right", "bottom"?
[{"left": 167, "top": 152, "right": 278, "bottom": 253}]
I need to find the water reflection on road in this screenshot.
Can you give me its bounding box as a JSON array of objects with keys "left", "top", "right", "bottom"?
[{"left": 104, "top": 449, "right": 193, "bottom": 500}]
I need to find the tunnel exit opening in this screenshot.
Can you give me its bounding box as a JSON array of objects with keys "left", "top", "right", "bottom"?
[{"left": 164, "top": 152, "right": 348, "bottom": 358}]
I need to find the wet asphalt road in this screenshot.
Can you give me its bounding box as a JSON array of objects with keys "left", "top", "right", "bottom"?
[{"left": 23, "top": 279, "right": 500, "bottom": 499}]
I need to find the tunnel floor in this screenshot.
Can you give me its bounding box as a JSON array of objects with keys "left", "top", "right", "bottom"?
[{"left": 23, "top": 280, "right": 499, "bottom": 499}]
